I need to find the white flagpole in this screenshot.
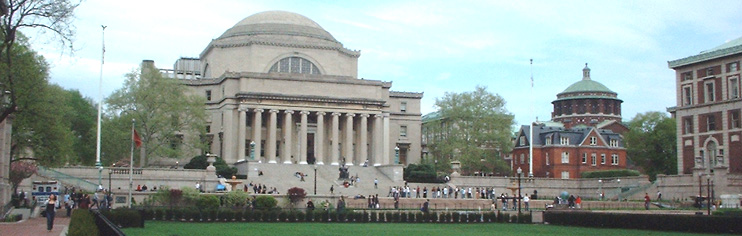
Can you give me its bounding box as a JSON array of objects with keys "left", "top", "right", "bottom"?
[
  {"left": 128, "top": 119, "right": 135, "bottom": 208},
  {"left": 528, "top": 59, "right": 534, "bottom": 177},
  {"left": 95, "top": 25, "right": 106, "bottom": 188}
]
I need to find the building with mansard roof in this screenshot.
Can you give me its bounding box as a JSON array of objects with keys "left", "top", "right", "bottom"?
[{"left": 151, "top": 11, "right": 423, "bottom": 167}]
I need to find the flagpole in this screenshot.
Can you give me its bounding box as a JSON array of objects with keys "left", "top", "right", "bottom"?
[
  {"left": 96, "top": 25, "right": 107, "bottom": 189},
  {"left": 528, "top": 59, "right": 534, "bottom": 177},
  {"left": 129, "top": 119, "right": 135, "bottom": 208}
]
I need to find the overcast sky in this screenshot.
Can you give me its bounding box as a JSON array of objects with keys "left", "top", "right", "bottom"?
[{"left": 25, "top": 0, "right": 742, "bottom": 126}]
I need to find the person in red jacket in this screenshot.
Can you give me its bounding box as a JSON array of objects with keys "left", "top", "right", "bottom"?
[{"left": 644, "top": 193, "right": 651, "bottom": 210}]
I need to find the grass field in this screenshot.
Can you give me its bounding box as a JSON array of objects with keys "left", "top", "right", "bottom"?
[{"left": 123, "top": 221, "right": 726, "bottom": 236}]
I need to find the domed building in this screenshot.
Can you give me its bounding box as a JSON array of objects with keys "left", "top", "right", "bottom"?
[
  {"left": 149, "top": 11, "right": 423, "bottom": 168},
  {"left": 551, "top": 64, "right": 626, "bottom": 133}
]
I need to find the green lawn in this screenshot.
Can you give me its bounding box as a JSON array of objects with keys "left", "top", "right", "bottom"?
[{"left": 123, "top": 221, "right": 725, "bottom": 236}]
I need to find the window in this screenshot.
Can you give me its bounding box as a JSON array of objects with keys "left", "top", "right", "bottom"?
[
  {"left": 400, "top": 102, "right": 407, "bottom": 113},
  {"left": 561, "top": 171, "right": 570, "bottom": 179},
  {"left": 705, "top": 81, "right": 715, "bottom": 102},
  {"left": 546, "top": 153, "right": 550, "bottom": 165},
  {"left": 206, "top": 90, "right": 212, "bottom": 101},
  {"left": 519, "top": 136, "right": 526, "bottom": 146},
  {"left": 684, "top": 117, "right": 693, "bottom": 134},
  {"left": 591, "top": 153, "right": 597, "bottom": 166},
  {"left": 707, "top": 67, "right": 714, "bottom": 76},
  {"left": 611, "top": 154, "right": 619, "bottom": 165},
  {"left": 561, "top": 151, "right": 569, "bottom": 163},
  {"left": 268, "top": 57, "right": 321, "bottom": 74},
  {"left": 731, "top": 110, "right": 741, "bottom": 129},
  {"left": 400, "top": 125, "right": 408, "bottom": 137},
  {"left": 590, "top": 137, "right": 597, "bottom": 145},
  {"left": 560, "top": 137, "right": 570, "bottom": 145},
  {"left": 610, "top": 139, "right": 619, "bottom": 147},
  {"left": 601, "top": 154, "right": 606, "bottom": 165},
  {"left": 581, "top": 153, "right": 587, "bottom": 164},
  {"left": 707, "top": 115, "right": 716, "bottom": 131},
  {"left": 682, "top": 72, "right": 693, "bottom": 81},
  {"left": 545, "top": 137, "right": 552, "bottom": 145},
  {"left": 682, "top": 85, "right": 693, "bottom": 105},
  {"left": 520, "top": 154, "right": 524, "bottom": 164},
  {"left": 730, "top": 76, "right": 740, "bottom": 99},
  {"left": 728, "top": 62, "right": 739, "bottom": 73}
]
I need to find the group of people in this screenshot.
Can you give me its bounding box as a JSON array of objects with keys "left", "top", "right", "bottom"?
[
  {"left": 387, "top": 185, "right": 507, "bottom": 200},
  {"left": 135, "top": 184, "right": 157, "bottom": 192},
  {"left": 497, "top": 193, "right": 531, "bottom": 211},
  {"left": 248, "top": 182, "right": 279, "bottom": 194}
]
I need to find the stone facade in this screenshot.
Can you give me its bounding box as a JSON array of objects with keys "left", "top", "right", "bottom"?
[
  {"left": 0, "top": 117, "right": 12, "bottom": 206},
  {"left": 668, "top": 37, "right": 742, "bottom": 176},
  {"left": 151, "top": 11, "right": 422, "bottom": 167}
]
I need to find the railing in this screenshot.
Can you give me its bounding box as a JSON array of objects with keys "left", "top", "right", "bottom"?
[
  {"left": 110, "top": 168, "right": 143, "bottom": 175},
  {"left": 37, "top": 166, "right": 98, "bottom": 192},
  {"left": 91, "top": 209, "right": 126, "bottom": 236},
  {"left": 1, "top": 200, "right": 13, "bottom": 219}
]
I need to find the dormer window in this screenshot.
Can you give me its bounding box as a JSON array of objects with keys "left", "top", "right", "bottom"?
[{"left": 590, "top": 137, "right": 597, "bottom": 146}]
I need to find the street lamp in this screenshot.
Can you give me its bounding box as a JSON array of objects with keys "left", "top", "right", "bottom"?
[
  {"left": 98, "top": 165, "right": 104, "bottom": 191},
  {"left": 313, "top": 165, "right": 318, "bottom": 195},
  {"left": 517, "top": 167, "right": 522, "bottom": 214},
  {"left": 616, "top": 179, "right": 621, "bottom": 201},
  {"left": 598, "top": 179, "right": 603, "bottom": 201},
  {"left": 394, "top": 146, "right": 400, "bottom": 164}
]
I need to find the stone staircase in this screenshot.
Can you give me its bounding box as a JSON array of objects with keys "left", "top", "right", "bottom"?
[
  {"left": 242, "top": 163, "right": 404, "bottom": 197},
  {"left": 36, "top": 166, "right": 98, "bottom": 192}
]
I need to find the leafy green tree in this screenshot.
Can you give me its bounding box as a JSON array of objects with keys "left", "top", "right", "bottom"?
[
  {"left": 624, "top": 111, "right": 677, "bottom": 181},
  {"left": 63, "top": 90, "right": 97, "bottom": 165},
  {"left": 183, "top": 154, "right": 237, "bottom": 178},
  {"left": 427, "top": 86, "right": 514, "bottom": 175},
  {"left": 1, "top": 0, "right": 80, "bottom": 123},
  {"left": 105, "top": 63, "right": 207, "bottom": 166}
]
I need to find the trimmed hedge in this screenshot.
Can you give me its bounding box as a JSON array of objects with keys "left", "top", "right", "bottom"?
[
  {"left": 581, "top": 169, "right": 640, "bottom": 179},
  {"left": 68, "top": 209, "right": 100, "bottom": 236},
  {"left": 544, "top": 211, "right": 742, "bottom": 234},
  {"left": 101, "top": 209, "right": 144, "bottom": 228}
]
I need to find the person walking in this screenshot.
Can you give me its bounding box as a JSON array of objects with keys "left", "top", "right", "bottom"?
[
  {"left": 523, "top": 194, "right": 530, "bottom": 211},
  {"left": 45, "top": 194, "right": 58, "bottom": 232},
  {"left": 644, "top": 193, "right": 651, "bottom": 210}
]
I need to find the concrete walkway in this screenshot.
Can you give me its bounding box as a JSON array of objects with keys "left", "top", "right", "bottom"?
[{"left": 0, "top": 215, "right": 70, "bottom": 236}]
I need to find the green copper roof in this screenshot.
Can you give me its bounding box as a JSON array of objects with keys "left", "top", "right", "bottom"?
[
  {"left": 422, "top": 111, "right": 442, "bottom": 123},
  {"left": 668, "top": 36, "right": 742, "bottom": 68},
  {"left": 559, "top": 80, "right": 615, "bottom": 94}
]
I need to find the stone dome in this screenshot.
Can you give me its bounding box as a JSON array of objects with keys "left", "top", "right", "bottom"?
[{"left": 218, "top": 11, "right": 339, "bottom": 43}]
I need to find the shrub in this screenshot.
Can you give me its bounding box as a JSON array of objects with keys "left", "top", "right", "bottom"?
[
  {"left": 184, "top": 155, "right": 237, "bottom": 178},
  {"left": 197, "top": 195, "right": 220, "bottom": 210},
  {"left": 296, "top": 211, "right": 305, "bottom": 222},
  {"left": 287, "top": 187, "right": 307, "bottom": 206},
  {"left": 385, "top": 212, "right": 393, "bottom": 222},
  {"left": 415, "top": 213, "right": 424, "bottom": 223},
  {"left": 403, "top": 164, "right": 444, "bottom": 183},
  {"left": 399, "top": 212, "right": 407, "bottom": 223},
  {"left": 452, "top": 212, "right": 460, "bottom": 223},
  {"left": 544, "top": 211, "right": 742, "bottom": 234},
  {"left": 102, "top": 209, "right": 144, "bottom": 228},
  {"left": 223, "top": 190, "right": 250, "bottom": 208},
  {"left": 370, "top": 212, "right": 377, "bottom": 222},
  {"left": 254, "top": 195, "right": 278, "bottom": 209},
  {"left": 68, "top": 210, "right": 100, "bottom": 236},
  {"left": 713, "top": 208, "right": 742, "bottom": 217},
  {"left": 278, "top": 211, "right": 288, "bottom": 222},
  {"left": 581, "top": 169, "right": 641, "bottom": 179}
]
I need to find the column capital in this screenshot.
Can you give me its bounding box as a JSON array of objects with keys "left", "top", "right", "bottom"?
[
  {"left": 253, "top": 108, "right": 264, "bottom": 113},
  {"left": 374, "top": 113, "right": 384, "bottom": 118},
  {"left": 316, "top": 111, "right": 326, "bottom": 116},
  {"left": 269, "top": 109, "right": 280, "bottom": 113},
  {"left": 284, "top": 110, "right": 294, "bottom": 114},
  {"left": 345, "top": 113, "right": 356, "bottom": 117},
  {"left": 300, "top": 110, "right": 310, "bottom": 115},
  {"left": 359, "top": 113, "right": 370, "bottom": 118},
  {"left": 331, "top": 112, "right": 342, "bottom": 117},
  {"left": 238, "top": 106, "right": 247, "bottom": 112}
]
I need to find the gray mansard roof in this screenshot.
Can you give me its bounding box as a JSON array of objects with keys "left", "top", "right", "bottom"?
[{"left": 517, "top": 123, "right": 623, "bottom": 148}]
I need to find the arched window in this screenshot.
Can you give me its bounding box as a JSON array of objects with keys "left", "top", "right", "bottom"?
[{"left": 269, "top": 57, "right": 321, "bottom": 75}]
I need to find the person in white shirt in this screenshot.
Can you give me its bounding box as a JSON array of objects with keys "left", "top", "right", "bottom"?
[{"left": 523, "top": 194, "right": 531, "bottom": 211}]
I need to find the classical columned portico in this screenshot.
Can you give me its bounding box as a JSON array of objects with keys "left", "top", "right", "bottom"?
[
  {"left": 299, "top": 111, "right": 309, "bottom": 164},
  {"left": 382, "top": 113, "right": 390, "bottom": 165},
  {"left": 359, "top": 114, "right": 369, "bottom": 165},
  {"left": 373, "top": 114, "right": 383, "bottom": 166},
  {"left": 252, "top": 108, "right": 263, "bottom": 161},
  {"left": 267, "top": 109, "right": 279, "bottom": 163},
  {"left": 344, "top": 113, "right": 355, "bottom": 165},
  {"left": 331, "top": 112, "right": 341, "bottom": 165},
  {"left": 315, "top": 112, "right": 325, "bottom": 165},
  {"left": 237, "top": 107, "right": 247, "bottom": 161},
  {"left": 283, "top": 110, "right": 294, "bottom": 164}
]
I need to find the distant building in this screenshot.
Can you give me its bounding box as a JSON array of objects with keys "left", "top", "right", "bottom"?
[
  {"left": 513, "top": 65, "right": 628, "bottom": 179},
  {"left": 668, "top": 37, "right": 741, "bottom": 175},
  {"left": 146, "top": 11, "right": 423, "bottom": 166}
]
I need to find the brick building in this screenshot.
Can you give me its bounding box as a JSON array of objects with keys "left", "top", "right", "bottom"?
[
  {"left": 668, "top": 37, "right": 741, "bottom": 175},
  {"left": 513, "top": 65, "right": 628, "bottom": 179}
]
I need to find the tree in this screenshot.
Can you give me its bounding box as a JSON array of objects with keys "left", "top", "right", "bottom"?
[
  {"left": 0, "top": 0, "right": 80, "bottom": 123},
  {"left": 9, "top": 161, "right": 36, "bottom": 193},
  {"left": 183, "top": 154, "right": 237, "bottom": 178},
  {"left": 427, "top": 86, "right": 514, "bottom": 175},
  {"left": 105, "top": 63, "right": 207, "bottom": 166},
  {"left": 624, "top": 111, "right": 677, "bottom": 181}
]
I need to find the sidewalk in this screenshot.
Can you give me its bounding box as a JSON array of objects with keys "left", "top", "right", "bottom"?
[{"left": 0, "top": 215, "right": 70, "bottom": 236}]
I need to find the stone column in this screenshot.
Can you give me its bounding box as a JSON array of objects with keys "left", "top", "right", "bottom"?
[
  {"left": 267, "top": 109, "right": 279, "bottom": 163},
  {"left": 299, "top": 111, "right": 309, "bottom": 164},
  {"left": 237, "top": 107, "right": 247, "bottom": 161},
  {"left": 331, "top": 112, "right": 341, "bottom": 165},
  {"left": 222, "top": 109, "right": 235, "bottom": 164},
  {"left": 283, "top": 110, "right": 294, "bottom": 164},
  {"left": 316, "top": 112, "right": 325, "bottom": 165},
  {"left": 373, "top": 114, "right": 383, "bottom": 166},
  {"left": 359, "top": 114, "right": 369, "bottom": 166},
  {"left": 344, "top": 113, "right": 355, "bottom": 165},
  {"left": 252, "top": 109, "right": 263, "bottom": 161},
  {"left": 382, "top": 113, "right": 390, "bottom": 165}
]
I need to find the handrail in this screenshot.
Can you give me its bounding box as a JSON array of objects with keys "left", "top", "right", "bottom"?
[
  {"left": 37, "top": 166, "right": 98, "bottom": 192},
  {"left": 91, "top": 209, "right": 126, "bottom": 236},
  {"left": 1, "top": 201, "right": 13, "bottom": 219}
]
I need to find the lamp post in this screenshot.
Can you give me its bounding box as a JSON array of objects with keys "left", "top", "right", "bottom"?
[
  {"left": 616, "top": 179, "right": 621, "bottom": 201},
  {"left": 517, "top": 167, "right": 522, "bottom": 214},
  {"left": 394, "top": 146, "right": 400, "bottom": 164},
  {"left": 598, "top": 179, "right": 603, "bottom": 201},
  {"left": 707, "top": 177, "right": 711, "bottom": 215},
  {"left": 313, "top": 164, "right": 318, "bottom": 195},
  {"left": 98, "top": 166, "right": 104, "bottom": 191}
]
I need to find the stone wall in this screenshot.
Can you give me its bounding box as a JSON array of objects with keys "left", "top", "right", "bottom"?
[{"left": 451, "top": 176, "right": 650, "bottom": 200}]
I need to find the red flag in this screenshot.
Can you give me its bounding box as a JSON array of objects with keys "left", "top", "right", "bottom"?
[{"left": 133, "top": 129, "right": 142, "bottom": 148}]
